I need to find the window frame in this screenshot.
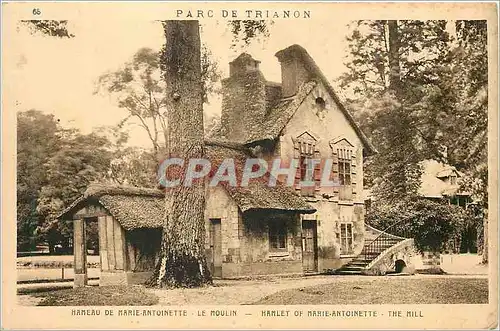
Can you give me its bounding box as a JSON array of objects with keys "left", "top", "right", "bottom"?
[
  {"left": 337, "top": 148, "right": 352, "bottom": 187},
  {"left": 339, "top": 222, "right": 354, "bottom": 256},
  {"left": 450, "top": 174, "right": 457, "bottom": 185},
  {"left": 269, "top": 220, "right": 288, "bottom": 252},
  {"left": 297, "top": 139, "right": 318, "bottom": 197}
]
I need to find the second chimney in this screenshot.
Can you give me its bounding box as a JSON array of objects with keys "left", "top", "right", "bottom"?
[
  {"left": 275, "top": 45, "right": 313, "bottom": 98},
  {"left": 220, "top": 53, "right": 266, "bottom": 143}
]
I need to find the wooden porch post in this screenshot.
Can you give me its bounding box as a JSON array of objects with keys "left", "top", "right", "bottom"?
[{"left": 73, "top": 218, "right": 88, "bottom": 287}]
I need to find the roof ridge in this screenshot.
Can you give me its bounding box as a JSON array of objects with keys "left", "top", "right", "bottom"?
[
  {"left": 243, "top": 80, "right": 316, "bottom": 144},
  {"left": 84, "top": 184, "right": 164, "bottom": 198}
]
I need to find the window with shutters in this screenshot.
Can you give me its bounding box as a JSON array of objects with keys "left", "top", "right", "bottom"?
[
  {"left": 330, "top": 138, "right": 356, "bottom": 201},
  {"left": 294, "top": 132, "right": 320, "bottom": 197},
  {"left": 340, "top": 222, "right": 354, "bottom": 255},
  {"left": 338, "top": 148, "right": 352, "bottom": 186}
]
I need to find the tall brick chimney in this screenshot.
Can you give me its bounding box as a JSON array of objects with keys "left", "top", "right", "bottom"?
[
  {"left": 220, "top": 53, "right": 267, "bottom": 142},
  {"left": 275, "top": 45, "right": 313, "bottom": 98}
]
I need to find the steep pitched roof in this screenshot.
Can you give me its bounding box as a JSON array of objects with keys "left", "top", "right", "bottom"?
[
  {"left": 274, "top": 44, "right": 377, "bottom": 155},
  {"left": 206, "top": 82, "right": 315, "bottom": 144},
  {"left": 242, "top": 81, "right": 316, "bottom": 144},
  {"left": 209, "top": 45, "right": 376, "bottom": 156}
]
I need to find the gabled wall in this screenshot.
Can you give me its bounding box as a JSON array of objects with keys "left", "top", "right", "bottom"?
[
  {"left": 278, "top": 81, "right": 366, "bottom": 272},
  {"left": 281, "top": 81, "right": 364, "bottom": 199}
]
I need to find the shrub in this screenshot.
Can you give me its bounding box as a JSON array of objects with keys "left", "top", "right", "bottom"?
[{"left": 366, "top": 198, "right": 468, "bottom": 253}]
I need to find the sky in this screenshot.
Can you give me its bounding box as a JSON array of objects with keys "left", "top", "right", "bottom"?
[{"left": 7, "top": 19, "right": 354, "bottom": 148}]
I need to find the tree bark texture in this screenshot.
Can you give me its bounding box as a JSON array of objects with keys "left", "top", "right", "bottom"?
[
  {"left": 147, "top": 20, "right": 211, "bottom": 288},
  {"left": 387, "top": 20, "right": 402, "bottom": 94}
]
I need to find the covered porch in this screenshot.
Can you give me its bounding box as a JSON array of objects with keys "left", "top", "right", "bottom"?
[{"left": 57, "top": 185, "right": 165, "bottom": 287}]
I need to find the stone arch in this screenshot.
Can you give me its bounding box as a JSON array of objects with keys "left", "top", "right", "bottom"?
[{"left": 395, "top": 259, "right": 406, "bottom": 273}]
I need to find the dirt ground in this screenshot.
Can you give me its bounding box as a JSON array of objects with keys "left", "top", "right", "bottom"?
[
  {"left": 148, "top": 274, "right": 488, "bottom": 305},
  {"left": 17, "top": 274, "right": 488, "bottom": 306},
  {"left": 16, "top": 253, "right": 489, "bottom": 306},
  {"left": 149, "top": 275, "right": 338, "bottom": 305}
]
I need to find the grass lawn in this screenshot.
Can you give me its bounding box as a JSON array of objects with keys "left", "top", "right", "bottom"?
[
  {"left": 254, "top": 277, "right": 488, "bottom": 305},
  {"left": 34, "top": 285, "right": 159, "bottom": 306}
]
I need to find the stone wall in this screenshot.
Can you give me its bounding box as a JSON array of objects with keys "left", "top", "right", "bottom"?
[
  {"left": 205, "top": 186, "right": 303, "bottom": 278},
  {"left": 205, "top": 186, "right": 242, "bottom": 268},
  {"left": 363, "top": 239, "right": 418, "bottom": 275},
  {"left": 302, "top": 201, "right": 365, "bottom": 272},
  {"left": 276, "top": 48, "right": 313, "bottom": 97},
  {"left": 278, "top": 81, "right": 367, "bottom": 272}
]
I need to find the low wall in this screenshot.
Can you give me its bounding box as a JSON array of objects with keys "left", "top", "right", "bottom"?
[
  {"left": 363, "top": 239, "right": 417, "bottom": 276},
  {"left": 222, "top": 260, "right": 302, "bottom": 278}
]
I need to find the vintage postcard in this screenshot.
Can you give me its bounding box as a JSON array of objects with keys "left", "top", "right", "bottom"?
[{"left": 1, "top": 1, "right": 498, "bottom": 329}]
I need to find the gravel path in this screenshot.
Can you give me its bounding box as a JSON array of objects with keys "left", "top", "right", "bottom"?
[
  {"left": 149, "top": 275, "right": 338, "bottom": 305},
  {"left": 147, "top": 274, "right": 487, "bottom": 305}
]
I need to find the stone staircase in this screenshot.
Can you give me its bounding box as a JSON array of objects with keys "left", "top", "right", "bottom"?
[{"left": 335, "top": 224, "right": 408, "bottom": 275}]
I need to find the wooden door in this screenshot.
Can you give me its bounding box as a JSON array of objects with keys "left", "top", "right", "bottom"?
[
  {"left": 209, "top": 219, "right": 222, "bottom": 278},
  {"left": 302, "top": 220, "right": 318, "bottom": 272}
]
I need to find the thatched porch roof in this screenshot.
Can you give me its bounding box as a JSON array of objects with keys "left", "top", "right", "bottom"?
[{"left": 56, "top": 184, "right": 165, "bottom": 230}]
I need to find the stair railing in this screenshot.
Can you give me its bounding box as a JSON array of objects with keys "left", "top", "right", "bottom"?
[{"left": 363, "top": 214, "right": 415, "bottom": 262}]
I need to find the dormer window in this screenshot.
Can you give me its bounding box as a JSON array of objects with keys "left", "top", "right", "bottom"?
[
  {"left": 450, "top": 174, "right": 457, "bottom": 185},
  {"left": 338, "top": 149, "right": 352, "bottom": 186},
  {"left": 293, "top": 132, "right": 320, "bottom": 197},
  {"left": 330, "top": 137, "right": 357, "bottom": 201}
]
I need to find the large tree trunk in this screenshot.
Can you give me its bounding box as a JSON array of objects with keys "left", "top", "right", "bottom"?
[
  {"left": 387, "top": 20, "right": 402, "bottom": 94},
  {"left": 147, "top": 20, "right": 211, "bottom": 288}
]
